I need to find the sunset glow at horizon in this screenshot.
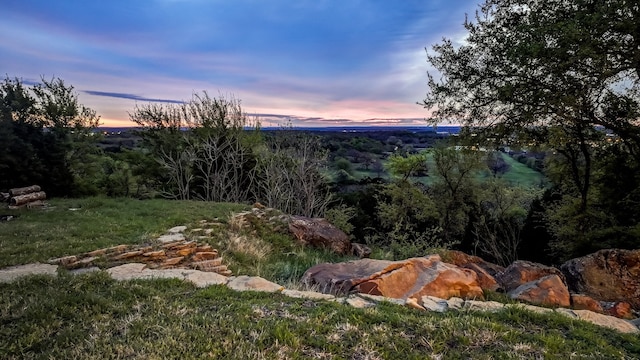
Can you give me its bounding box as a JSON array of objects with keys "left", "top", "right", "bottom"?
[{"left": 2, "top": 0, "right": 478, "bottom": 127}]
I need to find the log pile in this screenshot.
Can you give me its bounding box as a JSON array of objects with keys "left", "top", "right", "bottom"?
[{"left": 3, "top": 185, "right": 47, "bottom": 209}]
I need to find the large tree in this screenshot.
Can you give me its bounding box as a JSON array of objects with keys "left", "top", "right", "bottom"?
[
  {"left": 423, "top": 0, "right": 640, "bottom": 211},
  {"left": 0, "top": 77, "right": 100, "bottom": 196}
]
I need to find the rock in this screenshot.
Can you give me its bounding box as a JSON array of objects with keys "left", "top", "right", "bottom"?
[
  {"left": 351, "top": 243, "right": 372, "bottom": 258},
  {"left": 571, "top": 294, "right": 603, "bottom": 313},
  {"left": 158, "top": 234, "right": 186, "bottom": 243},
  {"left": 441, "top": 250, "right": 505, "bottom": 277},
  {"left": 601, "top": 301, "right": 634, "bottom": 319},
  {"left": 48, "top": 255, "right": 77, "bottom": 266},
  {"left": 192, "top": 252, "right": 219, "bottom": 261},
  {"left": 0, "top": 263, "right": 58, "bottom": 283},
  {"left": 227, "top": 275, "right": 284, "bottom": 293},
  {"left": 561, "top": 249, "right": 640, "bottom": 310},
  {"left": 282, "top": 289, "right": 336, "bottom": 301},
  {"left": 441, "top": 250, "right": 502, "bottom": 291},
  {"left": 464, "top": 300, "right": 505, "bottom": 312},
  {"left": 106, "top": 263, "right": 147, "bottom": 280},
  {"left": 106, "top": 245, "right": 130, "bottom": 254},
  {"left": 183, "top": 271, "right": 228, "bottom": 288},
  {"left": 446, "top": 297, "right": 465, "bottom": 310},
  {"left": 557, "top": 309, "right": 639, "bottom": 334},
  {"left": 631, "top": 318, "right": 640, "bottom": 329},
  {"left": 462, "top": 263, "right": 500, "bottom": 292},
  {"left": 421, "top": 296, "right": 448, "bottom": 312},
  {"left": 113, "top": 251, "right": 143, "bottom": 260},
  {"left": 68, "top": 256, "right": 99, "bottom": 269},
  {"left": 143, "top": 250, "right": 166, "bottom": 258},
  {"left": 345, "top": 295, "right": 375, "bottom": 308},
  {"left": 497, "top": 260, "right": 565, "bottom": 292},
  {"left": 68, "top": 267, "right": 101, "bottom": 276},
  {"left": 301, "top": 255, "right": 484, "bottom": 301},
  {"left": 288, "top": 216, "right": 352, "bottom": 255},
  {"left": 168, "top": 226, "right": 188, "bottom": 234},
  {"left": 508, "top": 303, "right": 554, "bottom": 315},
  {"left": 405, "top": 297, "right": 425, "bottom": 311},
  {"left": 357, "top": 293, "right": 406, "bottom": 306},
  {"left": 162, "top": 256, "right": 185, "bottom": 266},
  {"left": 508, "top": 274, "right": 570, "bottom": 307}
]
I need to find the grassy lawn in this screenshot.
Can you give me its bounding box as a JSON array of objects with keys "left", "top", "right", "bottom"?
[{"left": 1, "top": 198, "right": 639, "bottom": 359}]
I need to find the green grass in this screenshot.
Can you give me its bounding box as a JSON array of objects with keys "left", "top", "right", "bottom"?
[
  {"left": 497, "top": 153, "right": 547, "bottom": 188},
  {"left": 1, "top": 273, "right": 639, "bottom": 359},
  {"left": 1, "top": 197, "right": 639, "bottom": 359},
  {"left": 0, "top": 197, "right": 247, "bottom": 268}
]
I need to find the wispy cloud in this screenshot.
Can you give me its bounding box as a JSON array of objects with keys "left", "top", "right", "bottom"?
[{"left": 82, "top": 90, "right": 185, "bottom": 104}]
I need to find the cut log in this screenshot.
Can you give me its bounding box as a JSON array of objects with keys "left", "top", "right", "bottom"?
[
  {"left": 9, "top": 185, "right": 41, "bottom": 197},
  {"left": 10, "top": 191, "right": 47, "bottom": 206}
]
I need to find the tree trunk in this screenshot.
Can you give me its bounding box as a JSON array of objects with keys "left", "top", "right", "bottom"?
[
  {"left": 10, "top": 191, "right": 46, "bottom": 206},
  {"left": 9, "top": 185, "right": 41, "bottom": 197}
]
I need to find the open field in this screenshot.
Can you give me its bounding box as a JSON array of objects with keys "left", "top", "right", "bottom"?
[{"left": 1, "top": 198, "right": 639, "bottom": 359}]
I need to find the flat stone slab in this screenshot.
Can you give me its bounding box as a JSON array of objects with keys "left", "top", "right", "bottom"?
[
  {"left": 167, "top": 226, "right": 187, "bottom": 234},
  {"left": 282, "top": 289, "right": 336, "bottom": 300},
  {"left": 106, "top": 263, "right": 228, "bottom": 288},
  {"left": 556, "top": 309, "right": 639, "bottom": 334},
  {"left": 157, "top": 234, "right": 186, "bottom": 243},
  {"left": 0, "top": 263, "right": 58, "bottom": 283},
  {"left": 345, "top": 295, "right": 375, "bottom": 308},
  {"left": 227, "top": 275, "right": 284, "bottom": 293}
]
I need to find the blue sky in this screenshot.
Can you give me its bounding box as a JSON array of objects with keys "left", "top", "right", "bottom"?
[{"left": 1, "top": 0, "right": 478, "bottom": 127}]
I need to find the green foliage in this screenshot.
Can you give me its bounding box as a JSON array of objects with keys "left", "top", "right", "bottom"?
[
  {"left": 324, "top": 204, "right": 356, "bottom": 235},
  {"left": 385, "top": 152, "right": 428, "bottom": 181},
  {"left": 0, "top": 77, "right": 99, "bottom": 196}
]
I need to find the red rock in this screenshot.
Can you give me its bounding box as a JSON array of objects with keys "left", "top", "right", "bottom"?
[
  {"left": 463, "top": 263, "right": 500, "bottom": 292},
  {"left": 508, "top": 275, "right": 570, "bottom": 307},
  {"left": 561, "top": 249, "right": 640, "bottom": 310},
  {"left": 48, "top": 255, "right": 77, "bottom": 266},
  {"left": 288, "top": 216, "right": 352, "bottom": 255},
  {"left": 176, "top": 247, "right": 196, "bottom": 257},
  {"left": 68, "top": 256, "right": 98, "bottom": 269},
  {"left": 497, "top": 260, "right": 565, "bottom": 292},
  {"left": 113, "top": 251, "right": 143, "bottom": 260},
  {"left": 191, "top": 258, "right": 224, "bottom": 271},
  {"left": 192, "top": 252, "right": 218, "bottom": 261},
  {"left": 601, "top": 301, "right": 634, "bottom": 319},
  {"left": 86, "top": 248, "right": 107, "bottom": 257},
  {"left": 106, "top": 245, "right": 129, "bottom": 254},
  {"left": 195, "top": 245, "right": 214, "bottom": 252},
  {"left": 571, "top": 294, "right": 603, "bottom": 313},
  {"left": 142, "top": 250, "right": 166, "bottom": 258},
  {"left": 442, "top": 250, "right": 505, "bottom": 277},
  {"left": 162, "top": 256, "right": 184, "bottom": 266},
  {"left": 301, "top": 255, "right": 484, "bottom": 301}
]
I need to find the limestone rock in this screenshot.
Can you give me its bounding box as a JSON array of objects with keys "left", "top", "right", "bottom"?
[
  {"left": 446, "top": 297, "right": 465, "bottom": 310},
  {"left": 464, "top": 300, "right": 505, "bottom": 312},
  {"left": 508, "top": 274, "right": 570, "bottom": 307},
  {"left": 158, "top": 233, "right": 186, "bottom": 243},
  {"left": 0, "top": 263, "right": 58, "bottom": 283},
  {"left": 357, "top": 293, "right": 406, "bottom": 306},
  {"left": 570, "top": 294, "right": 603, "bottom": 313},
  {"left": 168, "top": 226, "right": 187, "bottom": 234},
  {"left": 561, "top": 249, "right": 640, "bottom": 310},
  {"left": 497, "top": 260, "right": 565, "bottom": 292},
  {"left": 420, "top": 296, "right": 448, "bottom": 312},
  {"left": 508, "top": 303, "right": 554, "bottom": 315},
  {"left": 288, "top": 216, "right": 352, "bottom": 255},
  {"left": 282, "top": 289, "right": 336, "bottom": 301},
  {"left": 227, "top": 275, "right": 284, "bottom": 293},
  {"left": 106, "top": 263, "right": 147, "bottom": 280},
  {"left": 345, "top": 295, "right": 375, "bottom": 308},
  {"left": 557, "top": 309, "right": 639, "bottom": 334},
  {"left": 183, "top": 271, "right": 228, "bottom": 288},
  {"left": 301, "top": 255, "right": 484, "bottom": 301}
]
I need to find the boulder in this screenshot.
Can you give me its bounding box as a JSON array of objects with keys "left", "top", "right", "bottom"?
[
  {"left": 301, "top": 255, "right": 484, "bottom": 301},
  {"left": 497, "top": 260, "right": 565, "bottom": 292},
  {"left": 441, "top": 250, "right": 502, "bottom": 291},
  {"left": 560, "top": 249, "right": 640, "bottom": 310},
  {"left": 570, "top": 294, "right": 603, "bottom": 313},
  {"left": 288, "top": 216, "right": 352, "bottom": 255},
  {"left": 227, "top": 275, "right": 284, "bottom": 293},
  {"left": 508, "top": 274, "right": 570, "bottom": 308},
  {"left": 601, "top": 301, "right": 634, "bottom": 320}
]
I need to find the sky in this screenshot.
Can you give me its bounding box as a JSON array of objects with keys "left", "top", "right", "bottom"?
[{"left": 1, "top": 0, "right": 478, "bottom": 127}]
